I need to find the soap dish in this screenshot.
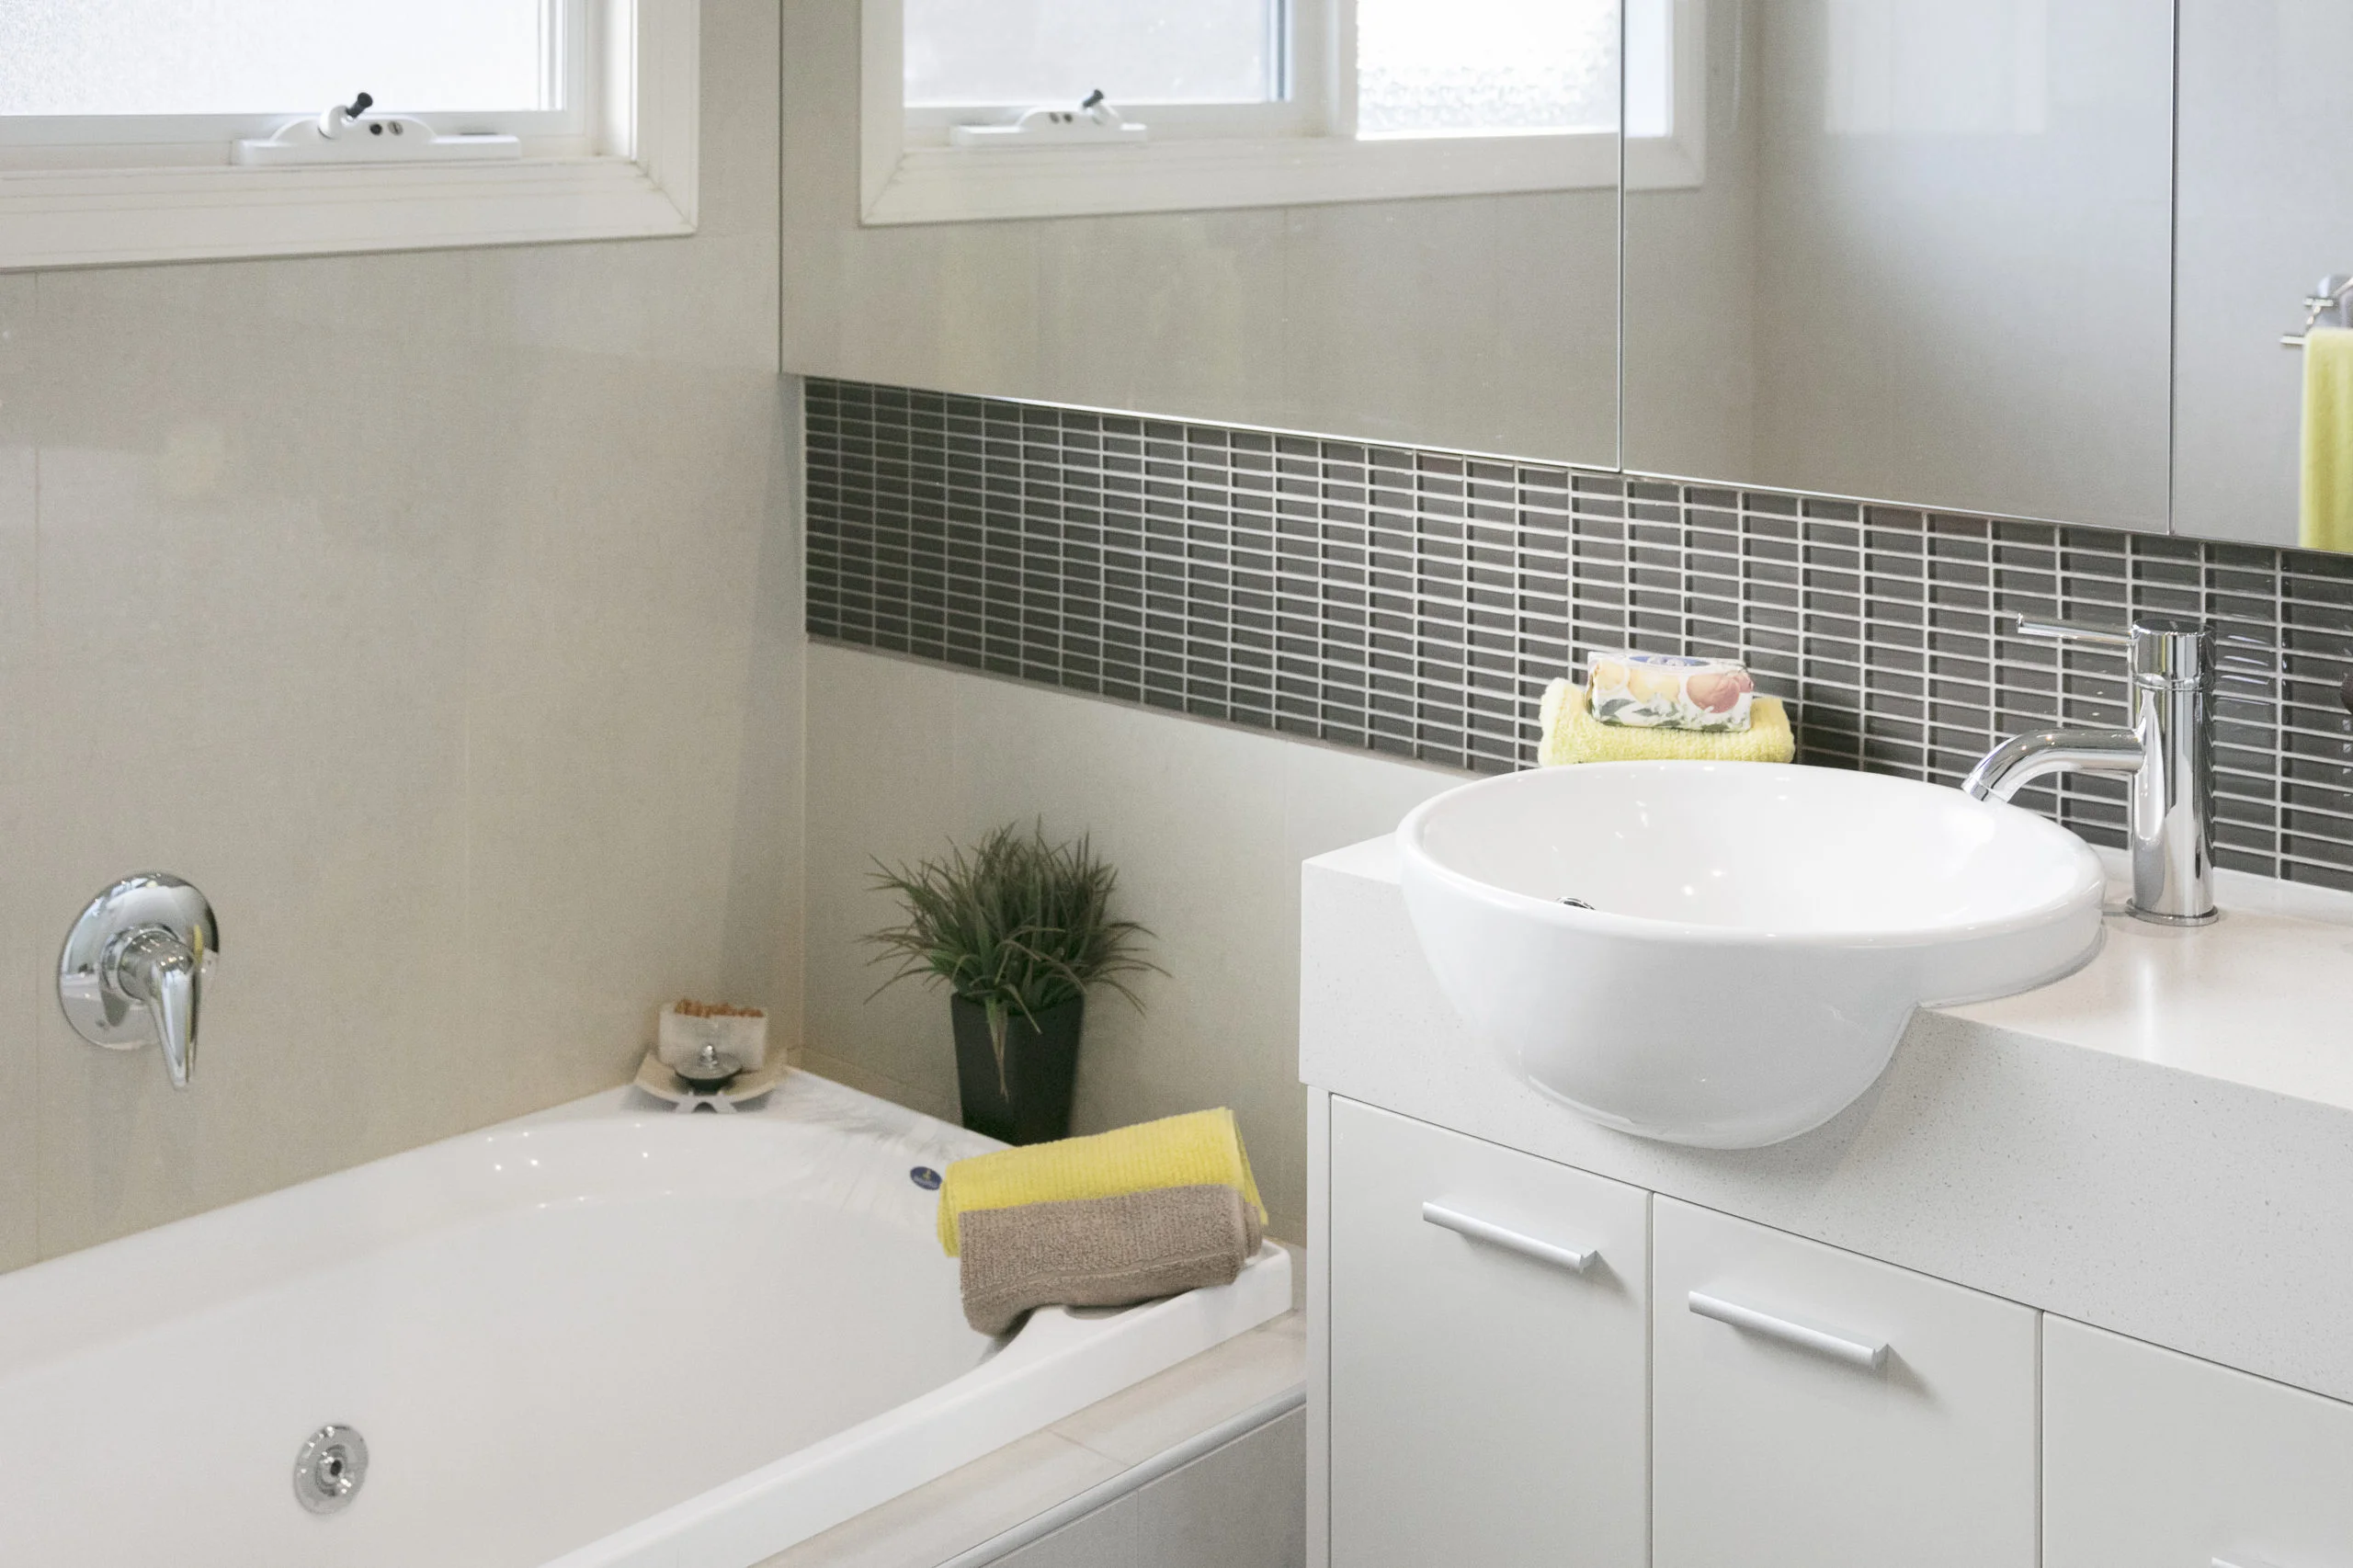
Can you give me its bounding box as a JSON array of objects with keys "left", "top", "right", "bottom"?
[{"left": 632, "top": 1050, "right": 788, "bottom": 1113}]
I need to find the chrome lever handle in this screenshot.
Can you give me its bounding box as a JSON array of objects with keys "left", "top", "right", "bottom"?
[
  {"left": 1688, "top": 1290, "right": 1889, "bottom": 1370},
  {"left": 1421, "top": 1202, "right": 1597, "bottom": 1273},
  {"left": 2013, "top": 613, "right": 2213, "bottom": 687},
  {"left": 2014, "top": 615, "right": 2135, "bottom": 651},
  {"left": 111, "top": 927, "right": 200, "bottom": 1089},
  {"left": 59, "top": 874, "right": 219, "bottom": 1090}
]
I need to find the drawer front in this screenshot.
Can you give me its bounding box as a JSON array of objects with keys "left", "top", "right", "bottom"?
[
  {"left": 1327, "top": 1097, "right": 1648, "bottom": 1568},
  {"left": 2046, "top": 1315, "right": 2353, "bottom": 1568},
  {"left": 1652, "top": 1197, "right": 2037, "bottom": 1568}
]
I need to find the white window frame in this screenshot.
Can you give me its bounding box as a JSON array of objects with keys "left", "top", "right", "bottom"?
[
  {"left": 861, "top": 0, "right": 1702, "bottom": 227},
  {"left": 0, "top": 0, "right": 698, "bottom": 273}
]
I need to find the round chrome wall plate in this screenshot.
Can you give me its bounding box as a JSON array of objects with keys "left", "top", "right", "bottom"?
[
  {"left": 292, "top": 1424, "right": 369, "bottom": 1516},
  {"left": 58, "top": 873, "right": 218, "bottom": 1049}
]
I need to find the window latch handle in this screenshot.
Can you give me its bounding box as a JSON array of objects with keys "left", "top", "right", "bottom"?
[{"left": 318, "top": 91, "right": 375, "bottom": 139}]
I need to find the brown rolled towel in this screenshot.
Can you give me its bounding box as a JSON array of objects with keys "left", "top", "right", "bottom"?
[{"left": 957, "top": 1183, "right": 1263, "bottom": 1336}]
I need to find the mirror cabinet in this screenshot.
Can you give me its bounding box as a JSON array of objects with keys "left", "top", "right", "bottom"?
[{"left": 787, "top": 0, "right": 2347, "bottom": 552}]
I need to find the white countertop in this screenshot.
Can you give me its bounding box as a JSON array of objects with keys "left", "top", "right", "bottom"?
[
  {"left": 1946, "top": 851, "right": 2353, "bottom": 1115},
  {"left": 1300, "top": 832, "right": 2353, "bottom": 1405}
]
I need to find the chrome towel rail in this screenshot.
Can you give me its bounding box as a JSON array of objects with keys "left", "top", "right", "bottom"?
[{"left": 2280, "top": 273, "right": 2353, "bottom": 347}]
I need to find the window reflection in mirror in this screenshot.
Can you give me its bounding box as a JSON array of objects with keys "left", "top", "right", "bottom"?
[{"left": 782, "top": 0, "right": 1628, "bottom": 463}]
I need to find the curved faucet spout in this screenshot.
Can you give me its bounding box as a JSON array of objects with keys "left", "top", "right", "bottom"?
[{"left": 1962, "top": 727, "right": 2147, "bottom": 804}]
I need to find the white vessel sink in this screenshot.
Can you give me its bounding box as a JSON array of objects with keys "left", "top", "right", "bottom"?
[{"left": 1396, "top": 762, "right": 2106, "bottom": 1148}]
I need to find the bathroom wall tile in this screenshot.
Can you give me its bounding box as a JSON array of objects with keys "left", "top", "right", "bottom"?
[
  {"left": 808, "top": 379, "right": 2353, "bottom": 886},
  {"left": 1132, "top": 1407, "right": 1307, "bottom": 1568},
  {"left": 801, "top": 643, "right": 1453, "bottom": 1243},
  {"left": 22, "top": 0, "right": 790, "bottom": 1262},
  {"left": 0, "top": 275, "right": 39, "bottom": 1271},
  {"left": 27, "top": 257, "right": 481, "bottom": 1254},
  {"left": 801, "top": 644, "right": 976, "bottom": 1107},
  {"left": 457, "top": 347, "right": 784, "bottom": 1119}
]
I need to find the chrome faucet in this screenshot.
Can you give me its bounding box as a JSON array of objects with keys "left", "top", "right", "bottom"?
[
  {"left": 58, "top": 874, "right": 220, "bottom": 1088},
  {"left": 1963, "top": 615, "right": 2217, "bottom": 926}
]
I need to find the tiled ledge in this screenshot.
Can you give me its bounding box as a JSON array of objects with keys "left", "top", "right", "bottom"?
[{"left": 761, "top": 1305, "right": 1305, "bottom": 1568}]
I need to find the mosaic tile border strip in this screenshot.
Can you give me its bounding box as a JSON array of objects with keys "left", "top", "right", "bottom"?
[{"left": 803, "top": 378, "right": 2353, "bottom": 892}]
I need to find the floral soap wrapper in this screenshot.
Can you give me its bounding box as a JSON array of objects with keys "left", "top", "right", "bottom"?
[{"left": 1586, "top": 650, "right": 1756, "bottom": 732}]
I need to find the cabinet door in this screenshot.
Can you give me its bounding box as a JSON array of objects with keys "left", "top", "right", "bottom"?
[
  {"left": 2046, "top": 1315, "right": 2353, "bottom": 1568},
  {"left": 1652, "top": 1197, "right": 2037, "bottom": 1568},
  {"left": 1327, "top": 1097, "right": 1648, "bottom": 1568}
]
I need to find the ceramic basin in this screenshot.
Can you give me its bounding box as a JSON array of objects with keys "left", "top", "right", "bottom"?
[{"left": 1396, "top": 761, "right": 2106, "bottom": 1148}]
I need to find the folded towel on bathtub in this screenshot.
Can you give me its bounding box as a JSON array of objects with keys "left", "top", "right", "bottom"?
[
  {"left": 934, "top": 1108, "right": 1267, "bottom": 1257},
  {"left": 956, "top": 1183, "right": 1262, "bottom": 1335}
]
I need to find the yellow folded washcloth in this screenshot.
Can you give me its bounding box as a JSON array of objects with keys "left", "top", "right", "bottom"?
[
  {"left": 2302, "top": 327, "right": 2353, "bottom": 552},
  {"left": 936, "top": 1108, "right": 1267, "bottom": 1256},
  {"left": 1540, "top": 679, "right": 1794, "bottom": 766}
]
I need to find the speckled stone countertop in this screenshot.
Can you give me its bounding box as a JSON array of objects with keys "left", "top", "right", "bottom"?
[
  {"left": 1950, "top": 851, "right": 2353, "bottom": 1113},
  {"left": 1301, "top": 837, "right": 2353, "bottom": 1404}
]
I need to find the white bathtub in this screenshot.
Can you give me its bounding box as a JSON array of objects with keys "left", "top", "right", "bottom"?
[{"left": 0, "top": 1072, "right": 1291, "bottom": 1567}]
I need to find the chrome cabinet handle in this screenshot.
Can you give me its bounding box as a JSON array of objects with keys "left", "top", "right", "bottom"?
[
  {"left": 1688, "top": 1290, "right": 1888, "bottom": 1370},
  {"left": 2213, "top": 1558, "right": 2285, "bottom": 1568},
  {"left": 1420, "top": 1201, "right": 1596, "bottom": 1274}
]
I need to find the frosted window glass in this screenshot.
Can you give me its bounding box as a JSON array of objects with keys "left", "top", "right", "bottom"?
[
  {"left": 1358, "top": 0, "right": 1619, "bottom": 137},
  {"left": 904, "top": 0, "right": 1278, "bottom": 108},
  {"left": 0, "top": 0, "right": 551, "bottom": 118}
]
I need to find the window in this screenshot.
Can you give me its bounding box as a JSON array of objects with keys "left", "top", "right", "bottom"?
[
  {"left": 1355, "top": 0, "right": 1617, "bottom": 138},
  {"left": 861, "top": 0, "right": 1700, "bottom": 225},
  {"left": 0, "top": 0, "right": 699, "bottom": 272},
  {"left": 0, "top": 1, "right": 563, "bottom": 127},
  {"left": 904, "top": 0, "right": 1285, "bottom": 109}
]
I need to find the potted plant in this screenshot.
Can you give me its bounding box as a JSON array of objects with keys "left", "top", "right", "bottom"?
[{"left": 867, "top": 822, "right": 1157, "bottom": 1145}]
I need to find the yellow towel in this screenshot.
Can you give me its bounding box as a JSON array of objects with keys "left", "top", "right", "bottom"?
[
  {"left": 2303, "top": 328, "right": 2353, "bottom": 552},
  {"left": 936, "top": 1108, "right": 1266, "bottom": 1256},
  {"left": 1540, "top": 679, "right": 1794, "bottom": 766}
]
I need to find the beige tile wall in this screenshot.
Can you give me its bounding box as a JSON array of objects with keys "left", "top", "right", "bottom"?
[
  {"left": 800, "top": 643, "right": 1460, "bottom": 1244},
  {"left": 0, "top": 0, "right": 799, "bottom": 1271}
]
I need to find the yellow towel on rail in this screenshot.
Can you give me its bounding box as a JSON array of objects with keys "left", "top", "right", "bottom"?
[
  {"left": 2302, "top": 327, "right": 2353, "bottom": 552},
  {"left": 936, "top": 1108, "right": 1266, "bottom": 1256},
  {"left": 1540, "top": 679, "right": 1794, "bottom": 767}
]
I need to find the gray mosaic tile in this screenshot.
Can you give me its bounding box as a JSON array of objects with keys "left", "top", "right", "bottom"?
[{"left": 803, "top": 379, "right": 2353, "bottom": 887}]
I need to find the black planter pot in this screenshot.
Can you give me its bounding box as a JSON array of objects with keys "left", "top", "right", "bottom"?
[{"left": 950, "top": 994, "right": 1084, "bottom": 1146}]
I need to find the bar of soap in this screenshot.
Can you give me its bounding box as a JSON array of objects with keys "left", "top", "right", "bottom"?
[{"left": 1586, "top": 649, "right": 1756, "bottom": 732}]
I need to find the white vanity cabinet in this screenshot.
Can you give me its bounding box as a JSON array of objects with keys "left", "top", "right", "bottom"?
[
  {"left": 2045, "top": 1315, "right": 2353, "bottom": 1568},
  {"left": 1325, "top": 1098, "right": 1650, "bottom": 1568},
  {"left": 1651, "top": 1197, "right": 2040, "bottom": 1568},
  {"left": 1313, "top": 1094, "right": 2353, "bottom": 1568}
]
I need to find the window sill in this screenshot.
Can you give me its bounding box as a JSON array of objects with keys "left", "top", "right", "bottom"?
[{"left": 0, "top": 155, "right": 695, "bottom": 272}]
